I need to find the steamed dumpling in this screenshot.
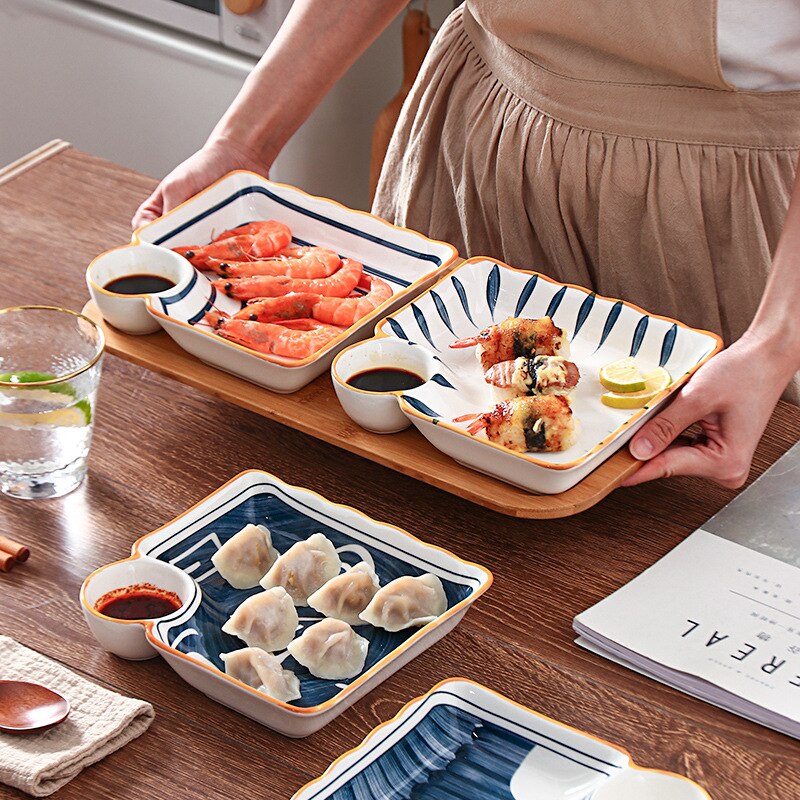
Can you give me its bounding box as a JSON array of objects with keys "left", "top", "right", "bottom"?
[
  {"left": 359, "top": 573, "right": 447, "bottom": 632},
  {"left": 212, "top": 523, "right": 279, "bottom": 589},
  {"left": 221, "top": 586, "right": 298, "bottom": 652},
  {"left": 220, "top": 647, "right": 301, "bottom": 702},
  {"left": 259, "top": 532, "right": 341, "bottom": 606},
  {"left": 307, "top": 561, "right": 380, "bottom": 626},
  {"left": 287, "top": 618, "right": 369, "bottom": 680}
]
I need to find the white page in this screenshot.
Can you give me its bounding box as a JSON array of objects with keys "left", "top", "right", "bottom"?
[{"left": 575, "top": 529, "right": 800, "bottom": 725}]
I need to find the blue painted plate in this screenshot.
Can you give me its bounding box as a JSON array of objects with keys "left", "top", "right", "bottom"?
[
  {"left": 132, "top": 471, "right": 492, "bottom": 736},
  {"left": 292, "top": 679, "right": 711, "bottom": 799}
]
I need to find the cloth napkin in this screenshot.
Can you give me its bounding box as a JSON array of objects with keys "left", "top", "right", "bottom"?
[{"left": 0, "top": 636, "right": 155, "bottom": 797}]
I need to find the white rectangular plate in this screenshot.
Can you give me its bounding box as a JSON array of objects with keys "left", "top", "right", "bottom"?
[
  {"left": 133, "top": 171, "right": 458, "bottom": 393},
  {"left": 374, "top": 258, "right": 722, "bottom": 494}
]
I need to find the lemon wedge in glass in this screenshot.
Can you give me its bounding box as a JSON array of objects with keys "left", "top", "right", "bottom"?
[
  {"left": 0, "top": 371, "right": 91, "bottom": 425},
  {"left": 601, "top": 367, "right": 672, "bottom": 409},
  {"left": 598, "top": 357, "right": 646, "bottom": 393},
  {"left": 0, "top": 405, "right": 91, "bottom": 428}
]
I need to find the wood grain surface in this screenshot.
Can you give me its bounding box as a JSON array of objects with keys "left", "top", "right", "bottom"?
[{"left": 1, "top": 148, "right": 799, "bottom": 800}]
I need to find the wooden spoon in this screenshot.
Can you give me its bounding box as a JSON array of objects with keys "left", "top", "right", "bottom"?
[{"left": 0, "top": 680, "right": 70, "bottom": 734}]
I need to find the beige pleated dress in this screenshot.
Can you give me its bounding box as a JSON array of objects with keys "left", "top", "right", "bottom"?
[{"left": 372, "top": 0, "right": 800, "bottom": 401}]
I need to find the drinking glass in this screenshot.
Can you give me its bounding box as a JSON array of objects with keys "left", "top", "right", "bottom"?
[{"left": 0, "top": 306, "right": 105, "bottom": 500}]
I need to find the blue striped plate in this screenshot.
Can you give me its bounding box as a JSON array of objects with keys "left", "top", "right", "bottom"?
[
  {"left": 292, "top": 679, "right": 710, "bottom": 799},
  {"left": 129, "top": 470, "right": 492, "bottom": 737},
  {"left": 132, "top": 171, "right": 458, "bottom": 393},
  {"left": 373, "top": 258, "right": 722, "bottom": 495}
]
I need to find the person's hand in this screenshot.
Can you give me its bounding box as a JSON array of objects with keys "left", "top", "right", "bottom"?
[
  {"left": 623, "top": 332, "right": 792, "bottom": 488},
  {"left": 131, "top": 138, "right": 270, "bottom": 229}
]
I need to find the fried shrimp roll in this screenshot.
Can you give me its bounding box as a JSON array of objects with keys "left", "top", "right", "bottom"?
[
  {"left": 450, "top": 316, "right": 570, "bottom": 370},
  {"left": 464, "top": 395, "right": 579, "bottom": 453},
  {"left": 484, "top": 355, "right": 580, "bottom": 399}
]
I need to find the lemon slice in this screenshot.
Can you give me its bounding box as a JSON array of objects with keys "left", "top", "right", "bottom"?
[
  {"left": 599, "top": 357, "right": 646, "bottom": 392},
  {"left": 601, "top": 367, "right": 672, "bottom": 409},
  {"left": 0, "top": 371, "right": 77, "bottom": 404},
  {"left": 0, "top": 402, "right": 91, "bottom": 428}
]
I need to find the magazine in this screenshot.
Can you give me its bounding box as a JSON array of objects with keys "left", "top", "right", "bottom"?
[{"left": 574, "top": 440, "right": 800, "bottom": 739}]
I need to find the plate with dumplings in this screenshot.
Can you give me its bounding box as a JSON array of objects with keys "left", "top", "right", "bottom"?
[{"left": 112, "top": 470, "right": 492, "bottom": 737}]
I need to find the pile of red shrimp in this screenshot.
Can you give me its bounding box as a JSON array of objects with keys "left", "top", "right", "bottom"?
[{"left": 173, "top": 220, "right": 392, "bottom": 359}]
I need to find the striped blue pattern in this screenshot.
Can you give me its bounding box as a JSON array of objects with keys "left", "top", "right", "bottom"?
[
  {"left": 596, "top": 301, "right": 623, "bottom": 350},
  {"left": 514, "top": 275, "right": 539, "bottom": 318},
  {"left": 145, "top": 481, "right": 476, "bottom": 709},
  {"left": 659, "top": 323, "right": 678, "bottom": 367},
  {"left": 153, "top": 186, "right": 442, "bottom": 267},
  {"left": 629, "top": 316, "right": 649, "bottom": 357},
  {"left": 544, "top": 285, "right": 567, "bottom": 320},
  {"left": 401, "top": 396, "right": 441, "bottom": 418},
  {"left": 398, "top": 269, "right": 687, "bottom": 371},
  {"left": 185, "top": 285, "right": 217, "bottom": 325},
  {"left": 303, "top": 692, "right": 622, "bottom": 800},
  {"left": 486, "top": 265, "right": 501, "bottom": 320},
  {"left": 160, "top": 269, "right": 198, "bottom": 308},
  {"left": 573, "top": 293, "right": 595, "bottom": 338},
  {"left": 430, "top": 291, "right": 455, "bottom": 335},
  {"left": 450, "top": 277, "right": 475, "bottom": 326}
]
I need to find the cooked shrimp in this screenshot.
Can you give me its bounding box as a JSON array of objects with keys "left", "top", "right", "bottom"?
[
  {"left": 284, "top": 258, "right": 363, "bottom": 297},
  {"left": 484, "top": 356, "right": 580, "bottom": 396},
  {"left": 212, "top": 273, "right": 293, "bottom": 298},
  {"left": 214, "top": 258, "right": 363, "bottom": 300},
  {"left": 206, "top": 247, "right": 341, "bottom": 279},
  {"left": 212, "top": 220, "right": 291, "bottom": 249},
  {"left": 450, "top": 316, "right": 569, "bottom": 370},
  {"left": 311, "top": 275, "right": 393, "bottom": 326},
  {"left": 233, "top": 294, "right": 320, "bottom": 323},
  {"left": 173, "top": 224, "right": 292, "bottom": 270},
  {"left": 212, "top": 318, "right": 344, "bottom": 359},
  {"left": 173, "top": 235, "right": 254, "bottom": 270},
  {"left": 455, "top": 395, "right": 579, "bottom": 453}
]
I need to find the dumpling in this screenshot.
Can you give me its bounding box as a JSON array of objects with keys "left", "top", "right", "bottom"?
[
  {"left": 221, "top": 586, "right": 298, "bottom": 652},
  {"left": 211, "top": 523, "right": 279, "bottom": 589},
  {"left": 359, "top": 573, "right": 447, "bottom": 632},
  {"left": 220, "top": 647, "right": 301, "bottom": 702},
  {"left": 287, "top": 618, "right": 368, "bottom": 680},
  {"left": 306, "top": 561, "right": 380, "bottom": 626},
  {"left": 259, "top": 532, "right": 341, "bottom": 606}
]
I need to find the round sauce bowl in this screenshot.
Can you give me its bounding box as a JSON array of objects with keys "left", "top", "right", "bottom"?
[
  {"left": 86, "top": 242, "right": 195, "bottom": 335},
  {"left": 331, "top": 338, "right": 438, "bottom": 434},
  {"left": 80, "top": 556, "right": 197, "bottom": 660}
]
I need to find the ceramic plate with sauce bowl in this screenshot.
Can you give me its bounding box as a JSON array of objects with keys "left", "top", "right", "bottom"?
[
  {"left": 331, "top": 337, "right": 438, "bottom": 433},
  {"left": 79, "top": 470, "right": 492, "bottom": 737},
  {"left": 130, "top": 170, "right": 459, "bottom": 393},
  {"left": 292, "top": 678, "right": 711, "bottom": 800},
  {"left": 81, "top": 556, "right": 198, "bottom": 660},
  {"left": 369, "top": 257, "right": 722, "bottom": 495},
  {"left": 86, "top": 242, "right": 195, "bottom": 335}
]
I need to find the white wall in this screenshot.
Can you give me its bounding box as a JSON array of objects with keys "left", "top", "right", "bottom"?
[{"left": 0, "top": 0, "right": 456, "bottom": 211}]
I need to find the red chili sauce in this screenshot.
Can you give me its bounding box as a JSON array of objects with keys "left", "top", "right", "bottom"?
[{"left": 95, "top": 583, "right": 182, "bottom": 620}]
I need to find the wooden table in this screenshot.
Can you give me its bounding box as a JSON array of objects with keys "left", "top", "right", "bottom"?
[{"left": 1, "top": 145, "right": 798, "bottom": 799}]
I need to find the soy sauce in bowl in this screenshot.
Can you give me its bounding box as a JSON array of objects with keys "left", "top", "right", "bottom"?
[
  {"left": 347, "top": 367, "right": 425, "bottom": 393},
  {"left": 104, "top": 274, "right": 175, "bottom": 295},
  {"left": 95, "top": 582, "right": 182, "bottom": 620}
]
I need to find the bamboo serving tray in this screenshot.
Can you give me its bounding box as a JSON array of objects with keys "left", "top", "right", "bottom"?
[{"left": 82, "top": 300, "right": 639, "bottom": 518}]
